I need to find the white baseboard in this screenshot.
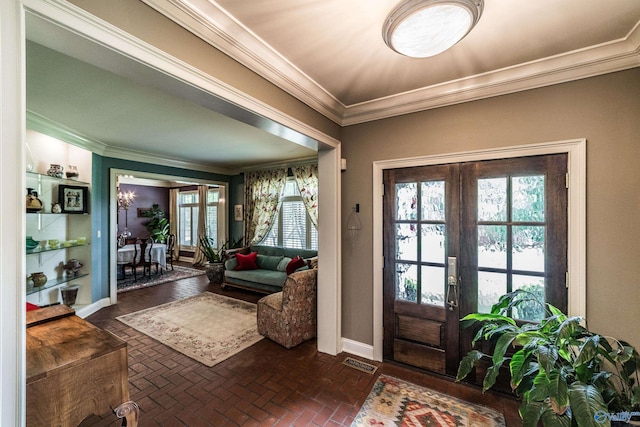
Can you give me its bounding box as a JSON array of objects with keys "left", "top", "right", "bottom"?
[
  {"left": 341, "top": 338, "right": 376, "bottom": 361},
  {"left": 75, "top": 297, "right": 111, "bottom": 318}
]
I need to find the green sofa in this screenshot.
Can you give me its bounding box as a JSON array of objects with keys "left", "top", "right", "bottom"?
[{"left": 223, "top": 245, "right": 317, "bottom": 294}]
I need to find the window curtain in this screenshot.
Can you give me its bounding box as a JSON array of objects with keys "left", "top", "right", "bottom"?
[
  {"left": 192, "top": 185, "right": 209, "bottom": 266},
  {"left": 169, "top": 188, "right": 179, "bottom": 261},
  {"left": 293, "top": 164, "right": 319, "bottom": 229},
  {"left": 244, "top": 168, "right": 287, "bottom": 245}
]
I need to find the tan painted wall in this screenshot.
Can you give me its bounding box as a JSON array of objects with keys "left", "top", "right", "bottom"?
[
  {"left": 341, "top": 68, "right": 640, "bottom": 349},
  {"left": 66, "top": 0, "right": 341, "bottom": 140}
]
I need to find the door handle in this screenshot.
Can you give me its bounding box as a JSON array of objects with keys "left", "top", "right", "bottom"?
[{"left": 446, "top": 256, "right": 459, "bottom": 311}]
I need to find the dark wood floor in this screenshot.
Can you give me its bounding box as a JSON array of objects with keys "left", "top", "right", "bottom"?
[{"left": 81, "top": 263, "right": 522, "bottom": 426}]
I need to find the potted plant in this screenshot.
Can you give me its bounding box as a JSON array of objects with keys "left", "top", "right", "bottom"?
[
  {"left": 199, "top": 236, "right": 225, "bottom": 283},
  {"left": 456, "top": 289, "right": 640, "bottom": 427},
  {"left": 143, "top": 204, "right": 169, "bottom": 243},
  {"left": 199, "top": 236, "right": 243, "bottom": 284}
]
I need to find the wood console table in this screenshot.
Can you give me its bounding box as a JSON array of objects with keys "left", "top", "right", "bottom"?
[{"left": 26, "top": 305, "right": 134, "bottom": 426}]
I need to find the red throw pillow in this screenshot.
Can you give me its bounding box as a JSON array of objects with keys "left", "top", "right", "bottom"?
[
  {"left": 286, "top": 256, "right": 306, "bottom": 275},
  {"left": 235, "top": 251, "right": 258, "bottom": 271},
  {"left": 26, "top": 302, "right": 40, "bottom": 311}
]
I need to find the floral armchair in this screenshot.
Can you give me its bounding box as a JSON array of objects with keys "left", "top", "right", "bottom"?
[{"left": 256, "top": 269, "right": 317, "bottom": 349}]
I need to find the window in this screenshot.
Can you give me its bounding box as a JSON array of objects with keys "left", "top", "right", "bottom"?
[
  {"left": 262, "top": 178, "right": 318, "bottom": 250},
  {"left": 178, "top": 187, "right": 223, "bottom": 249}
]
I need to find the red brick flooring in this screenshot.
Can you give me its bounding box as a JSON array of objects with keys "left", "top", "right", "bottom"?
[{"left": 80, "top": 263, "right": 521, "bottom": 426}]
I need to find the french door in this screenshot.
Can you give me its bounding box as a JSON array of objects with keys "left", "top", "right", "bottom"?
[{"left": 383, "top": 154, "right": 568, "bottom": 376}]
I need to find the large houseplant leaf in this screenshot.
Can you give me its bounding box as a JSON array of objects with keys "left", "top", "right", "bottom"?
[
  {"left": 547, "top": 370, "right": 569, "bottom": 415},
  {"left": 519, "top": 399, "right": 544, "bottom": 427},
  {"left": 568, "top": 382, "right": 609, "bottom": 427},
  {"left": 456, "top": 350, "right": 483, "bottom": 381}
]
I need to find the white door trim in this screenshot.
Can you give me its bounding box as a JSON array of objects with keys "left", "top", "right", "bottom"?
[
  {"left": 372, "top": 139, "right": 586, "bottom": 362},
  {"left": 1, "top": 0, "right": 26, "bottom": 424}
]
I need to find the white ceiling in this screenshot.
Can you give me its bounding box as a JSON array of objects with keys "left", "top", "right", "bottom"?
[{"left": 25, "top": 0, "right": 640, "bottom": 172}]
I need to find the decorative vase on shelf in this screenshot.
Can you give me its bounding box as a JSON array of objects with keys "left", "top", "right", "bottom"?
[
  {"left": 26, "top": 188, "right": 43, "bottom": 213},
  {"left": 63, "top": 259, "right": 83, "bottom": 277},
  {"left": 28, "top": 272, "right": 47, "bottom": 287},
  {"left": 66, "top": 165, "right": 79, "bottom": 179},
  {"left": 26, "top": 236, "right": 39, "bottom": 250},
  {"left": 61, "top": 285, "right": 79, "bottom": 306},
  {"left": 47, "top": 164, "right": 64, "bottom": 178}
]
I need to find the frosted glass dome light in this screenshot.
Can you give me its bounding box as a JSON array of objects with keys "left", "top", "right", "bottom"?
[{"left": 383, "top": 0, "right": 483, "bottom": 58}]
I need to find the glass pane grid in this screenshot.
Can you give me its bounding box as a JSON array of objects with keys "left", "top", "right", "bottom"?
[
  {"left": 394, "top": 180, "right": 448, "bottom": 306},
  {"left": 476, "top": 173, "right": 548, "bottom": 318}
]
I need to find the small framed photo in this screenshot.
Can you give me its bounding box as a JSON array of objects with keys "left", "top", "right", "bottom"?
[
  {"left": 234, "top": 204, "right": 244, "bottom": 221},
  {"left": 137, "top": 207, "right": 152, "bottom": 217},
  {"left": 58, "top": 185, "right": 89, "bottom": 214}
]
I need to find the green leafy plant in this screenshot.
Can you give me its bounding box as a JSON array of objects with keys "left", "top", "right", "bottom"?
[
  {"left": 199, "top": 236, "right": 244, "bottom": 263},
  {"left": 456, "top": 289, "right": 640, "bottom": 427},
  {"left": 143, "top": 204, "right": 169, "bottom": 243}
]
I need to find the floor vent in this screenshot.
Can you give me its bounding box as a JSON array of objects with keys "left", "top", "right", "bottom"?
[{"left": 342, "top": 357, "right": 378, "bottom": 374}]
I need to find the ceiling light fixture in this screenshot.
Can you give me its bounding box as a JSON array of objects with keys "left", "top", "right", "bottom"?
[{"left": 382, "top": 0, "right": 483, "bottom": 58}]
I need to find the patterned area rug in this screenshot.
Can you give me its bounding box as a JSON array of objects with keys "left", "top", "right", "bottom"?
[
  {"left": 117, "top": 292, "right": 263, "bottom": 366},
  {"left": 117, "top": 265, "right": 205, "bottom": 293},
  {"left": 352, "top": 375, "right": 505, "bottom": 427}
]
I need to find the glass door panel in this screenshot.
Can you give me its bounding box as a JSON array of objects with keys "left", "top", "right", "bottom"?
[
  {"left": 421, "top": 225, "right": 445, "bottom": 263},
  {"left": 396, "top": 264, "right": 418, "bottom": 303}
]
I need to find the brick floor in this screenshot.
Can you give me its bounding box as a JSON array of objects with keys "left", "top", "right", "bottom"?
[{"left": 79, "top": 263, "right": 521, "bottom": 426}]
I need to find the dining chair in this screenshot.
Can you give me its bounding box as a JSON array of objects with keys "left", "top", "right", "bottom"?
[
  {"left": 122, "top": 243, "right": 140, "bottom": 281},
  {"left": 139, "top": 238, "right": 156, "bottom": 277},
  {"left": 164, "top": 234, "right": 176, "bottom": 271}
]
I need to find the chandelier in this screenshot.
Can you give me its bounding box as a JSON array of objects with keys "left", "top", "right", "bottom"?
[{"left": 117, "top": 190, "right": 135, "bottom": 210}]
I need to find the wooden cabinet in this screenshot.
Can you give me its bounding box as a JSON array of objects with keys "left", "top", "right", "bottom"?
[
  {"left": 26, "top": 305, "right": 131, "bottom": 426},
  {"left": 25, "top": 172, "right": 92, "bottom": 309}
]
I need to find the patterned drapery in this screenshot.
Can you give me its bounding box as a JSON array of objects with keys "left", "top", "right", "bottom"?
[
  {"left": 244, "top": 168, "right": 287, "bottom": 245},
  {"left": 192, "top": 185, "right": 209, "bottom": 266},
  {"left": 292, "top": 164, "right": 319, "bottom": 229}
]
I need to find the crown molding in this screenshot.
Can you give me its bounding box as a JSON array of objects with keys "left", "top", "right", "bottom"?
[
  {"left": 142, "top": 0, "right": 640, "bottom": 126},
  {"left": 343, "top": 22, "right": 640, "bottom": 125},
  {"left": 140, "top": 0, "right": 345, "bottom": 124},
  {"left": 27, "top": 110, "right": 109, "bottom": 154},
  {"left": 26, "top": 111, "right": 238, "bottom": 175}
]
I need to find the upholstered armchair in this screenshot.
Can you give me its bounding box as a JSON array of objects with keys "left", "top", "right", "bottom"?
[{"left": 257, "top": 269, "right": 317, "bottom": 349}]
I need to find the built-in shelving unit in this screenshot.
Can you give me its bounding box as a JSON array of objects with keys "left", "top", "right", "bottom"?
[{"left": 25, "top": 170, "right": 92, "bottom": 309}]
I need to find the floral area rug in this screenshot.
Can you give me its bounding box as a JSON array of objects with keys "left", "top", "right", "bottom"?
[
  {"left": 117, "top": 292, "right": 263, "bottom": 366},
  {"left": 352, "top": 375, "right": 505, "bottom": 427},
  {"left": 117, "top": 265, "right": 205, "bottom": 293}
]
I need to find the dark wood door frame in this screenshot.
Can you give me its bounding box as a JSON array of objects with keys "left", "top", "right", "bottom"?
[{"left": 382, "top": 153, "right": 568, "bottom": 377}]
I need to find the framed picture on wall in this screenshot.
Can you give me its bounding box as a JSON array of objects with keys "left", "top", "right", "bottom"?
[
  {"left": 58, "top": 185, "right": 89, "bottom": 214},
  {"left": 137, "top": 207, "right": 152, "bottom": 217},
  {"left": 234, "top": 204, "right": 243, "bottom": 221}
]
